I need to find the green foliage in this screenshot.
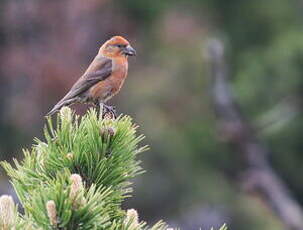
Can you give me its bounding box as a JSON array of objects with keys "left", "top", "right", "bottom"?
[{"left": 1, "top": 107, "right": 167, "bottom": 230}]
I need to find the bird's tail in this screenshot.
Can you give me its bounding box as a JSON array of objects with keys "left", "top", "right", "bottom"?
[
  {"left": 47, "top": 98, "right": 76, "bottom": 116},
  {"left": 47, "top": 103, "right": 64, "bottom": 116}
]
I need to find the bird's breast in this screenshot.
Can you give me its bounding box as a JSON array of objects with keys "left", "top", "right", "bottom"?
[
  {"left": 112, "top": 58, "right": 128, "bottom": 80},
  {"left": 90, "top": 58, "right": 128, "bottom": 101}
]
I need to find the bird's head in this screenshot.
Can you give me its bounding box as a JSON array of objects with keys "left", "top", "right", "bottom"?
[{"left": 99, "top": 36, "right": 136, "bottom": 58}]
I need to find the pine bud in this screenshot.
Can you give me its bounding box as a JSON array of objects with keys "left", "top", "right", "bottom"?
[
  {"left": 0, "top": 195, "right": 15, "bottom": 230},
  {"left": 100, "top": 127, "right": 106, "bottom": 137},
  {"left": 107, "top": 127, "right": 116, "bottom": 137},
  {"left": 100, "top": 127, "right": 116, "bottom": 138},
  {"left": 46, "top": 200, "right": 57, "bottom": 227},
  {"left": 124, "top": 209, "right": 139, "bottom": 228},
  {"left": 66, "top": 153, "right": 74, "bottom": 160},
  {"left": 69, "top": 174, "right": 84, "bottom": 208}
]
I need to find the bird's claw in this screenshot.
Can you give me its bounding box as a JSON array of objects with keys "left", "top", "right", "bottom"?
[{"left": 102, "top": 104, "right": 117, "bottom": 119}]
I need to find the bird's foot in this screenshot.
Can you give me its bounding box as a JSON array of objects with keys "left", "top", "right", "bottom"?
[{"left": 102, "top": 104, "right": 117, "bottom": 119}]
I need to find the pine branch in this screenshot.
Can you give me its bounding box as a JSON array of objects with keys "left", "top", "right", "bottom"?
[{"left": 1, "top": 107, "right": 167, "bottom": 230}]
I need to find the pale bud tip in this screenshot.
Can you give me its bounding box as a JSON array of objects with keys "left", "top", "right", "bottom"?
[
  {"left": 70, "top": 174, "right": 83, "bottom": 192},
  {"left": 0, "top": 195, "right": 15, "bottom": 228},
  {"left": 66, "top": 153, "right": 74, "bottom": 159},
  {"left": 124, "top": 209, "right": 139, "bottom": 227},
  {"left": 69, "top": 174, "right": 84, "bottom": 208},
  {"left": 46, "top": 200, "right": 57, "bottom": 226}
]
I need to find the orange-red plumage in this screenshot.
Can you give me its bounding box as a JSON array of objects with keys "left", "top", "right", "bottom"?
[{"left": 47, "top": 36, "right": 136, "bottom": 116}]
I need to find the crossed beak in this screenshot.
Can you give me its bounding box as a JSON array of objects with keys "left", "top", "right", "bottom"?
[{"left": 123, "top": 45, "right": 136, "bottom": 56}]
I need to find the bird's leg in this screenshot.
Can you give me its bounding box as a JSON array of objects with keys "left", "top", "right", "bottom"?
[{"left": 98, "top": 101, "right": 105, "bottom": 119}]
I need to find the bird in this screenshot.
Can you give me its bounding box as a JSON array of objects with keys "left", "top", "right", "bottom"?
[{"left": 47, "top": 35, "right": 136, "bottom": 117}]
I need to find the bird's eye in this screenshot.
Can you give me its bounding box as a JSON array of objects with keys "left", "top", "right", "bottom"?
[{"left": 116, "top": 44, "right": 126, "bottom": 48}]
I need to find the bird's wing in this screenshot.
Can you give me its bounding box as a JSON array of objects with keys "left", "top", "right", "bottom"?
[
  {"left": 47, "top": 56, "right": 112, "bottom": 115},
  {"left": 60, "top": 56, "right": 112, "bottom": 101}
]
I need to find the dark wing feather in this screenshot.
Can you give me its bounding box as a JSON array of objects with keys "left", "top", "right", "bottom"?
[
  {"left": 47, "top": 56, "right": 112, "bottom": 115},
  {"left": 61, "top": 58, "right": 112, "bottom": 101}
]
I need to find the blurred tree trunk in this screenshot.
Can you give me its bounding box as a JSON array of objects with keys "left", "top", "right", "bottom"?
[{"left": 207, "top": 39, "right": 303, "bottom": 230}]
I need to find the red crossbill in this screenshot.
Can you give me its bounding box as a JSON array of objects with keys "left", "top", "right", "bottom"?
[{"left": 47, "top": 36, "right": 136, "bottom": 116}]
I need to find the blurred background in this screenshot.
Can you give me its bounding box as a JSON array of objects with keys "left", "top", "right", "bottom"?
[{"left": 1, "top": 0, "right": 303, "bottom": 229}]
